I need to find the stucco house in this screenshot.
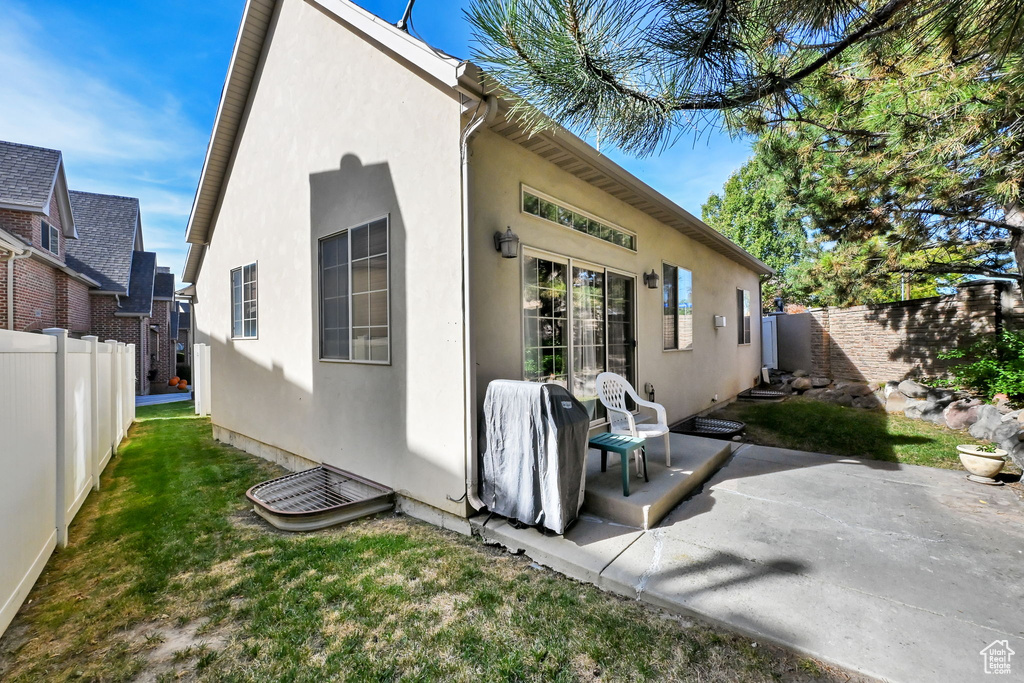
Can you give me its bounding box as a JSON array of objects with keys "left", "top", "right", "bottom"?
[{"left": 181, "top": 0, "right": 771, "bottom": 521}]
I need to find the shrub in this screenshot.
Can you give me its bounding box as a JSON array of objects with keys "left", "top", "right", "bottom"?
[{"left": 939, "top": 330, "right": 1024, "bottom": 400}]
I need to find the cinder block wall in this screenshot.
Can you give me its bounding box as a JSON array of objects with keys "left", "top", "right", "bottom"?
[{"left": 802, "top": 281, "right": 1019, "bottom": 382}]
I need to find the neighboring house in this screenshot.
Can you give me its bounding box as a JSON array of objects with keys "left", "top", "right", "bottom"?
[
  {"left": 175, "top": 301, "right": 193, "bottom": 371},
  {"left": 152, "top": 267, "right": 178, "bottom": 385},
  {"left": 0, "top": 141, "right": 99, "bottom": 334},
  {"left": 66, "top": 190, "right": 164, "bottom": 395},
  {"left": 181, "top": 0, "right": 771, "bottom": 520}
]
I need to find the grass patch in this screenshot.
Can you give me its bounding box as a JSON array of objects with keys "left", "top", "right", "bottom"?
[
  {"left": 714, "top": 398, "right": 1021, "bottom": 472},
  {"left": 0, "top": 401, "right": 848, "bottom": 682}
]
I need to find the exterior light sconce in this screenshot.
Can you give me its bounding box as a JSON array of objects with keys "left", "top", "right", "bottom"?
[
  {"left": 493, "top": 227, "right": 520, "bottom": 259},
  {"left": 714, "top": 315, "right": 727, "bottom": 328},
  {"left": 643, "top": 269, "right": 660, "bottom": 289}
]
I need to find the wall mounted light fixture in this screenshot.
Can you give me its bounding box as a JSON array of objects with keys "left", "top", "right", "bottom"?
[
  {"left": 493, "top": 227, "right": 520, "bottom": 259},
  {"left": 642, "top": 269, "right": 660, "bottom": 289}
]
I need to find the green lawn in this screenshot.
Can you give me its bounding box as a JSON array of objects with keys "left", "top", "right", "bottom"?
[
  {"left": 714, "top": 397, "right": 1021, "bottom": 473},
  {"left": 0, "top": 401, "right": 844, "bottom": 682}
]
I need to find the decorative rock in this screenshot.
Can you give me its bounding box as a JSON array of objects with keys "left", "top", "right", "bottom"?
[
  {"left": 1018, "top": 410, "right": 1024, "bottom": 425},
  {"left": 810, "top": 377, "right": 831, "bottom": 388},
  {"left": 926, "top": 389, "right": 955, "bottom": 403},
  {"left": 852, "top": 395, "right": 882, "bottom": 410},
  {"left": 793, "top": 369, "right": 809, "bottom": 378},
  {"left": 886, "top": 393, "right": 909, "bottom": 414},
  {"left": 792, "top": 377, "right": 813, "bottom": 391},
  {"left": 1006, "top": 440, "right": 1024, "bottom": 470},
  {"left": 1001, "top": 409, "right": 1022, "bottom": 423},
  {"left": 803, "top": 388, "right": 827, "bottom": 399},
  {"left": 969, "top": 405, "right": 1020, "bottom": 443},
  {"left": 883, "top": 381, "right": 901, "bottom": 398},
  {"left": 898, "top": 380, "right": 930, "bottom": 399},
  {"left": 905, "top": 400, "right": 943, "bottom": 422},
  {"left": 845, "top": 384, "right": 874, "bottom": 398},
  {"left": 943, "top": 399, "right": 983, "bottom": 430},
  {"left": 833, "top": 393, "right": 855, "bottom": 407}
]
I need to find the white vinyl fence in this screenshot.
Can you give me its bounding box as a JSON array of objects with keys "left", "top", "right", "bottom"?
[
  {"left": 0, "top": 328, "right": 135, "bottom": 637},
  {"left": 193, "top": 342, "right": 212, "bottom": 417}
]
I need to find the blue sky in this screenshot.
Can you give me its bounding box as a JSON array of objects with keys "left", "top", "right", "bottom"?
[{"left": 0, "top": 0, "right": 753, "bottom": 281}]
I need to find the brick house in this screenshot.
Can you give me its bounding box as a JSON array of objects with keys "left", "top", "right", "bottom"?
[
  {"left": 66, "top": 191, "right": 170, "bottom": 395},
  {"left": 0, "top": 141, "right": 99, "bottom": 335}
]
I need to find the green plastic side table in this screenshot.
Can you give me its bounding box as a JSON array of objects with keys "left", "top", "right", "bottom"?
[{"left": 588, "top": 432, "right": 648, "bottom": 496}]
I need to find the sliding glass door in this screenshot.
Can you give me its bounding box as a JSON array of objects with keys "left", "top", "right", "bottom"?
[{"left": 523, "top": 251, "right": 636, "bottom": 423}]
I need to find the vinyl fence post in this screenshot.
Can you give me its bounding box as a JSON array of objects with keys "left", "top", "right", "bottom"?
[
  {"left": 43, "top": 328, "right": 69, "bottom": 549},
  {"left": 193, "top": 343, "right": 202, "bottom": 416},
  {"left": 201, "top": 344, "right": 211, "bottom": 417},
  {"left": 83, "top": 336, "right": 101, "bottom": 490},
  {"left": 126, "top": 343, "right": 136, "bottom": 426},
  {"left": 106, "top": 340, "right": 120, "bottom": 454}
]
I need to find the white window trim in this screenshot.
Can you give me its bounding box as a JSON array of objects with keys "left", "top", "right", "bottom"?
[
  {"left": 662, "top": 260, "right": 694, "bottom": 352},
  {"left": 317, "top": 214, "right": 391, "bottom": 366},
  {"left": 520, "top": 245, "right": 639, "bottom": 427},
  {"left": 520, "top": 185, "right": 638, "bottom": 252},
  {"left": 41, "top": 220, "right": 59, "bottom": 256},
  {"left": 230, "top": 262, "right": 258, "bottom": 340},
  {"left": 737, "top": 288, "right": 752, "bottom": 346}
]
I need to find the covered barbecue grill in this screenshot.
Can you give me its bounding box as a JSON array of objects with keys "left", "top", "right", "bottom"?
[{"left": 479, "top": 380, "right": 591, "bottom": 534}]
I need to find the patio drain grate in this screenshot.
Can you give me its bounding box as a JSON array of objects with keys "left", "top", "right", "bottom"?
[
  {"left": 246, "top": 464, "right": 394, "bottom": 532},
  {"left": 738, "top": 387, "right": 786, "bottom": 401},
  {"left": 670, "top": 416, "right": 745, "bottom": 440}
]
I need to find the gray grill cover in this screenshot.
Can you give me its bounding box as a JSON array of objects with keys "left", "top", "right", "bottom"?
[{"left": 479, "top": 380, "right": 591, "bottom": 534}]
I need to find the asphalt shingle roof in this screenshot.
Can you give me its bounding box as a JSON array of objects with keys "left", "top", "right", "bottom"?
[
  {"left": 65, "top": 191, "right": 141, "bottom": 293},
  {"left": 178, "top": 302, "right": 191, "bottom": 329},
  {"left": 0, "top": 140, "right": 61, "bottom": 209},
  {"left": 154, "top": 272, "right": 175, "bottom": 299},
  {"left": 120, "top": 251, "right": 157, "bottom": 315}
]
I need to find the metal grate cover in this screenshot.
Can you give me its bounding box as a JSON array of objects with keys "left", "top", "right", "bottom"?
[
  {"left": 671, "top": 416, "right": 745, "bottom": 440},
  {"left": 246, "top": 465, "right": 394, "bottom": 531},
  {"left": 738, "top": 387, "right": 786, "bottom": 401}
]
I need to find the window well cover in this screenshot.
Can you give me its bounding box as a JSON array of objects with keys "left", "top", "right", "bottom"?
[{"left": 246, "top": 465, "right": 394, "bottom": 531}]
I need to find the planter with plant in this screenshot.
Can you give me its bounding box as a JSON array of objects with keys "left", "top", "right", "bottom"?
[{"left": 956, "top": 443, "right": 1008, "bottom": 484}]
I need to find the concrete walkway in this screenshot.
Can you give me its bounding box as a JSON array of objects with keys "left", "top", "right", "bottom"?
[
  {"left": 475, "top": 443, "right": 1024, "bottom": 682},
  {"left": 135, "top": 393, "right": 192, "bottom": 407}
]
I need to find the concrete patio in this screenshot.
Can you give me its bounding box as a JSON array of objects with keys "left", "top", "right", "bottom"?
[{"left": 474, "top": 439, "right": 1024, "bottom": 682}]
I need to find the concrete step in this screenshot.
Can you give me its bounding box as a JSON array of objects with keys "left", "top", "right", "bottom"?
[{"left": 582, "top": 434, "right": 735, "bottom": 529}]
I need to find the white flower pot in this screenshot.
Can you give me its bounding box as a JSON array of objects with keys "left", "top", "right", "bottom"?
[{"left": 957, "top": 445, "right": 1007, "bottom": 482}]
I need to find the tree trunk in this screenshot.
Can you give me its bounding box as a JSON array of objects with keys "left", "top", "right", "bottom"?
[{"left": 1007, "top": 202, "right": 1024, "bottom": 290}]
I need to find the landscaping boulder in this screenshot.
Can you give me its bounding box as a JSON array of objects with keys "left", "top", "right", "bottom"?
[
  {"left": 926, "top": 389, "right": 955, "bottom": 403},
  {"left": 886, "top": 392, "right": 909, "bottom": 414},
  {"left": 1001, "top": 439, "right": 1024, "bottom": 470},
  {"left": 844, "top": 383, "right": 874, "bottom": 398},
  {"left": 883, "top": 381, "right": 901, "bottom": 398},
  {"left": 898, "top": 380, "right": 930, "bottom": 399},
  {"left": 810, "top": 376, "right": 831, "bottom": 388},
  {"left": 969, "top": 405, "right": 1021, "bottom": 443},
  {"left": 833, "top": 393, "right": 855, "bottom": 407},
  {"left": 905, "top": 400, "right": 945, "bottom": 423},
  {"left": 792, "top": 377, "right": 813, "bottom": 391},
  {"left": 853, "top": 395, "right": 883, "bottom": 410},
  {"left": 943, "top": 399, "right": 983, "bottom": 430},
  {"left": 793, "top": 369, "right": 809, "bottom": 377},
  {"left": 803, "top": 388, "right": 827, "bottom": 399}
]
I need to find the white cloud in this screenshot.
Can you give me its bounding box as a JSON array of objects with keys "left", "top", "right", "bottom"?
[{"left": 0, "top": 5, "right": 205, "bottom": 280}]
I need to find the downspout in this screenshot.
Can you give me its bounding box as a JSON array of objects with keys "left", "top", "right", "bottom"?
[
  {"left": 2, "top": 248, "right": 30, "bottom": 330},
  {"left": 458, "top": 94, "right": 497, "bottom": 512}
]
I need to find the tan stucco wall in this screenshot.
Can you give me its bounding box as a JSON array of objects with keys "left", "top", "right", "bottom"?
[
  {"left": 193, "top": 0, "right": 467, "bottom": 514},
  {"left": 468, "top": 129, "right": 762, "bottom": 426}
]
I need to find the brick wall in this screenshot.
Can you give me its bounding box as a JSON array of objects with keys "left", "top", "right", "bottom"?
[
  {"left": 12, "top": 257, "right": 57, "bottom": 332},
  {"left": 89, "top": 293, "right": 151, "bottom": 394},
  {"left": 151, "top": 299, "right": 176, "bottom": 384},
  {"left": 0, "top": 208, "right": 35, "bottom": 246},
  {"left": 56, "top": 272, "right": 91, "bottom": 333},
  {"left": 801, "top": 282, "right": 1020, "bottom": 382}
]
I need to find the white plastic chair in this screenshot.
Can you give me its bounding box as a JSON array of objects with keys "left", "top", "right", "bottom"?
[{"left": 596, "top": 372, "right": 672, "bottom": 467}]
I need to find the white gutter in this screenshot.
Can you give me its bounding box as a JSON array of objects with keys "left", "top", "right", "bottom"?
[{"left": 458, "top": 94, "right": 497, "bottom": 512}]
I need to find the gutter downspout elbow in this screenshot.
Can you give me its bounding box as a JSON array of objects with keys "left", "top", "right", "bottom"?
[{"left": 459, "top": 95, "right": 497, "bottom": 513}]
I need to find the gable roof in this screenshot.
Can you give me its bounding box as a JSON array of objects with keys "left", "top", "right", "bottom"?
[
  {"left": 183, "top": 0, "right": 771, "bottom": 282},
  {"left": 0, "top": 140, "right": 77, "bottom": 237},
  {"left": 154, "top": 271, "right": 176, "bottom": 299},
  {"left": 118, "top": 251, "right": 157, "bottom": 316},
  {"left": 178, "top": 301, "right": 191, "bottom": 329},
  {"left": 66, "top": 191, "right": 142, "bottom": 294}
]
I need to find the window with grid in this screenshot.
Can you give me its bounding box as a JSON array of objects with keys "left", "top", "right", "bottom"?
[
  {"left": 230, "top": 263, "right": 258, "bottom": 339},
  {"left": 319, "top": 217, "right": 389, "bottom": 363},
  {"left": 662, "top": 263, "right": 693, "bottom": 350},
  {"left": 737, "top": 289, "right": 751, "bottom": 344},
  {"left": 40, "top": 220, "right": 59, "bottom": 255}
]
